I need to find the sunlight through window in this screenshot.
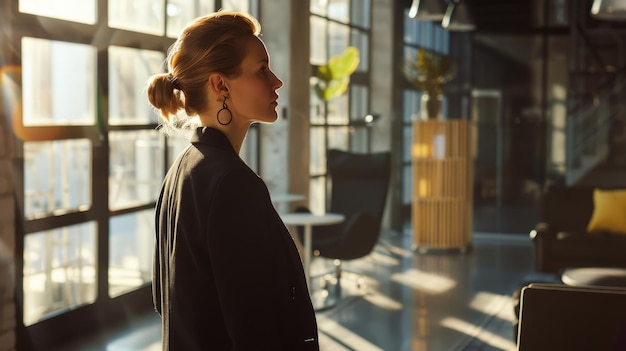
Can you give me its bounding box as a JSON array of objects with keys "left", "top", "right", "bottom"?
[
  {"left": 441, "top": 317, "right": 517, "bottom": 351},
  {"left": 469, "top": 291, "right": 515, "bottom": 323},
  {"left": 391, "top": 268, "right": 456, "bottom": 294}
]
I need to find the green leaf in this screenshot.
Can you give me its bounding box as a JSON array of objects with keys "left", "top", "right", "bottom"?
[
  {"left": 313, "top": 46, "right": 360, "bottom": 101},
  {"left": 323, "top": 79, "right": 349, "bottom": 101},
  {"left": 327, "top": 47, "right": 360, "bottom": 80},
  {"left": 316, "top": 65, "right": 332, "bottom": 82}
]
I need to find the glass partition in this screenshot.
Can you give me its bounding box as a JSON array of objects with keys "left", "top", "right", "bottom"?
[
  {"left": 108, "top": 0, "right": 165, "bottom": 36},
  {"left": 109, "top": 210, "right": 153, "bottom": 297},
  {"left": 108, "top": 46, "right": 164, "bottom": 125},
  {"left": 109, "top": 130, "right": 163, "bottom": 210},
  {"left": 23, "top": 222, "right": 97, "bottom": 326},
  {"left": 23, "top": 139, "right": 91, "bottom": 218},
  {"left": 19, "top": 0, "right": 97, "bottom": 24},
  {"left": 22, "top": 38, "right": 96, "bottom": 126}
]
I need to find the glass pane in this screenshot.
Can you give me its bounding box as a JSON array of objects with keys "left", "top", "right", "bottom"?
[
  {"left": 22, "top": 37, "right": 96, "bottom": 126},
  {"left": 349, "top": 84, "right": 368, "bottom": 122},
  {"left": 328, "top": 22, "right": 349, "bottom": 58},
  {"left": 166, "top": 0, "right": 217, "bottom": 38},
  {"left": 403, "top": 89, "right": 420, "bottom": 122},
  {"left": 404, "top": 10, "right": 419, "bottom": 44},
  {"left": 310, "top": 0, "right": 327, "bottom": 16},
  {"left": 349, "top": 126, "right": 367, "bottom": 153},
  {"left": 310, "top": 127, "right": 326, "bottom": 174},
  {"left": 309, "top": 176, "right": 326, "bottom": 215},
  {"left": 109, "top": 0, "right": 165, "bottom": 36},
  {"left": 328, "top": 0, "right": 349, "bottom": 23},
  {"left": 23, "top": 222, "right": 97, "bottom": 326},
  {"left": 166, "top": 133, "right": 190, "bottom": 168},
  {"left": 310, "top": 16, "right": 327, "bottom": 66},
  {"left": 19, "top": 0, "right": 96, "bottom": 24},
  {"left": 109, "top": 210, "right": 153, "bottom": 297},
  {"left": 310, "top": 79, "right": 326, "bottom": 124},
  {"left": 109, "top": 130, "right": 163, "bottom": 210},
  {"left": 240, "top": 125, "right": 258, "bottom": 172},
  {"left": 222, "top": 0, "right": 250, "bottom": 12},
  {"left": 351, "top": 30, "right": 369, "bottom": 71},
  {"left": 420, "top": 21, "right": 434, "bottom": 49},
  {"left": 24, "top": 139, "right": 91, "bottom": 218},
  {"left": 327, "top": 126, "right": 349, "bottom": 150},
  {"left": 351, "top": 0, "right": 370, "bottom": 28},
  {"left": 327, "top": 94, "right": 348, "bottom": 124},
  {"left": 109, "top": 46, "right": 164, "bottom": 125},
  {"left": 403, "top": 125, "right": 413, "bottom": 163},
  {"left": 402, "top": 164, "right": 412, "bottom": 204}
]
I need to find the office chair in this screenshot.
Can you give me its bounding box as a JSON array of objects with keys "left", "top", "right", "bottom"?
[{"left": 297, "top": 149, "right": 392, "bottom": 304}]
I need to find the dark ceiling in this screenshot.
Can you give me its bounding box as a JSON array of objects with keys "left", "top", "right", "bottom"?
[
  {"left": 465, "top": 0, "right": 535, "bottom": 34},
  {"left": 401, "top": 0, "right": 626, "bottom": 35}
]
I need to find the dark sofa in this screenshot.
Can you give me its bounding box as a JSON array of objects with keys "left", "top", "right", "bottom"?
[{"left": 531, "top": 184, "right": 626, "bottom": 274}]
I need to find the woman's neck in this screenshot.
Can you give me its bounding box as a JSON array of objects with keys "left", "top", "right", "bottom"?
[{"left": 201, "top": 120, "right": 250, "bottom": 154}]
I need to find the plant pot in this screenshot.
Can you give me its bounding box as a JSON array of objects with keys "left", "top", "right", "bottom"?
[{"left": 420, "top": 93, "right": 442, "bottom": 120}]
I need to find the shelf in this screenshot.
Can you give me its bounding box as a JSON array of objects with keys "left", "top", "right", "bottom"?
[{"left": 412, "top": 120, "right": 473, "bottom": 251}]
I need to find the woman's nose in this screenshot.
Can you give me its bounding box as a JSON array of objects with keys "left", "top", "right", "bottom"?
[{"left": 273, "top": 72, "right": 283, "bottom": 89}]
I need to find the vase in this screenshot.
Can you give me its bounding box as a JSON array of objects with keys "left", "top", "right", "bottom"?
[{"left": 420, "top": 93, "right": 442, "bottom": 120}]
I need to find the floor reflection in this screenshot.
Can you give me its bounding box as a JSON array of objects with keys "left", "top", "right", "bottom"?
[{"left": 58, "top": 230, "right": 541, "bottom": 351}]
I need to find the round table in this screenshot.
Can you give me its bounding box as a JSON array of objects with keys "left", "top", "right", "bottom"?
[
  {"left": 561, "top": 267, "right": 626, "bottom": 287},
  {"left": 270, "top": 193, "right": 305, "bottom": 213},
  {"left": 280, "top": 212, "right": 345, "bottom": 287}
]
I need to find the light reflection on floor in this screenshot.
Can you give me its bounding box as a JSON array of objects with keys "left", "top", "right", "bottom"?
[{"left": 54, "top": 231, "right": 539, "bottom": 351}]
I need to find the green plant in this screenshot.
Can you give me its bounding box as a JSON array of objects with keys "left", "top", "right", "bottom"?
[
  {"left": 403, "top": 48, "right": 456, "bottom": 97},
  {"left": 313, "top": 47, "right": 360, "bottom": 102}
]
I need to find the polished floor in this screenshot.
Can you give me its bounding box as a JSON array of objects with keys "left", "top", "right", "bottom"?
[{"left": 52, "top": 220, "right": 559, "bottom": 351}]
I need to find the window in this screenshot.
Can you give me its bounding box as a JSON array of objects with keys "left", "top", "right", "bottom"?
[
  {"left": 309, "top": 0, "right": 371, "bottom": 214},
  {"left": 15, "top": 0, "right": 258, "bottom": 331},
  {"left": 400, "top": 11, "right": 450, "bottom": 219}
]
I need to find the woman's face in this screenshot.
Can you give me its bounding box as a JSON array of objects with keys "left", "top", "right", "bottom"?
[{"left": 225, "top": 36, "right": 283, "bottom": 125}]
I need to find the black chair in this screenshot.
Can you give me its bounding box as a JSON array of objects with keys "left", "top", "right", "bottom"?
[{"left": 297, "top": 149, "right": 392, "bottom": 304}]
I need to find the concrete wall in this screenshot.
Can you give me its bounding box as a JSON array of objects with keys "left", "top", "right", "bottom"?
[
  {"left": 0, "top": 69, "right": 17, "bottom": 351},
  {"left": 259, "top": 0, "right": 395, "bottom": 227}
]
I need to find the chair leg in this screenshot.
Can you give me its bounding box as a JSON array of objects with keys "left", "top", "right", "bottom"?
[{"left": 334, "top": 259, "right": 342, "bottom": 299}]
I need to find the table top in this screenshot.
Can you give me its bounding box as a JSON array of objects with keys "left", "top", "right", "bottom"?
[
  {"left": 270, "top": 193, "right": 306, "bottom": 203},
  {"left": 562, "top": 267, "right": 626, "bottom": 287},
  {"left": 280, "top": 212, "right": 345, "bottom": 226}
]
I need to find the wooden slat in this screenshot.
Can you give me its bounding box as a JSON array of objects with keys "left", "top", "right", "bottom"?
[{"left": 412, "top": 120, "right": 473, "bottom": 250}]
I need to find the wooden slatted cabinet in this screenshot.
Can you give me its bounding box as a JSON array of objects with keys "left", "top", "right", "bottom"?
[{"left": 412, "top": 119, "right": 473, "bottom": 252}]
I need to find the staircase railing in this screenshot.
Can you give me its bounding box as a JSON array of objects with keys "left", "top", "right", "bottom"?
[{"left": 566, "top": 67, "right": 625, "bottom": 185}]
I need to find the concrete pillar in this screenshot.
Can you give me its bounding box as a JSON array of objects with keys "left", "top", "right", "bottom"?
[
  {"left": 0, "top": 21, "right": 17, "bottom": 351},
  {"left": 0, "top": 1, "right": 17, "bottom": 348},
  {"left": 259, "top": 0, "right": 310, "bottom": 208}
]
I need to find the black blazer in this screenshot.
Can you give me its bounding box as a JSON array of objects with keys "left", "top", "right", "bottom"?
[{"left": 153, "top": 127, "right": 319, "bottom": 350}]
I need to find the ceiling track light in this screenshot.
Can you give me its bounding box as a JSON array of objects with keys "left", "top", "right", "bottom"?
[
  {"left": 442, "top": 0, "right": 476, "bottom": 31},
  {"left": 591, "top": 0, "right": 626, "bottom": 21},
  {"left": 409, "top": 0, "right": 446, "bottom": 21}
]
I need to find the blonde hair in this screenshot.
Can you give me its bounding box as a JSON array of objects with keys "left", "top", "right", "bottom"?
[{"left": 146, "top": 11, "right": 261, "bottom": 130}]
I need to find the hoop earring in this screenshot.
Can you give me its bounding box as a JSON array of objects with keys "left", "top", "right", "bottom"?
[{"left": 217, "top": 96, "right": 232, "bottom": 126}]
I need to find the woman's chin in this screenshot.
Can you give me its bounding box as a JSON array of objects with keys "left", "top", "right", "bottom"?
[{"left": 264, "top": 112, "right": 280, "bottom": 123}]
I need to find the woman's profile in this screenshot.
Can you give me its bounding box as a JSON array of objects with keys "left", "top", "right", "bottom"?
[{"left": 146, "top": 10, "right": 319, "bottom": 350}]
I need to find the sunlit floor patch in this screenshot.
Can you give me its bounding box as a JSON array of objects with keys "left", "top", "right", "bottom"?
[
  {"left": 469, "top": 291, "right": 515, "bottom": 323},
  {"left": 363, "top": 290, "right": 403, "bottom": 310},
  {"left": 317, "top": 314, "right": 385, "bottom": 351},
  {"left": 391, "top": 268, "right": 456, "bottom": 294},
  {"left": 441, "top": 317, "right": 517, "bottom": 351},
  {"left": 368, "top": 250, "right": 401, "bottom": 266}
]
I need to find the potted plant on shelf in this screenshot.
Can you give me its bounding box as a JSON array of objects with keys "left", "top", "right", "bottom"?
[
  {"left": 403, "top": 48, "right": 456, "bottom": 120},
  {"left": 313, "top": 46, "right": 360, "bottom": 119}
]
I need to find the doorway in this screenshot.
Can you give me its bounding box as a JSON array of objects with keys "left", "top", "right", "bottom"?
[{"left": 471, "top": 89, "right": 540, "bottom": 234}]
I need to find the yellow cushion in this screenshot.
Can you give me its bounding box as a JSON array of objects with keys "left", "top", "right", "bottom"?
[{"left": 587, "top": 189, "right": 626, "bottom": 234}]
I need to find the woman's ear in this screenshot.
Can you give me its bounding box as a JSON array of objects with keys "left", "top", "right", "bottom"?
[{"left": 207, "top": 73, "right": 229, "bottom": 97}]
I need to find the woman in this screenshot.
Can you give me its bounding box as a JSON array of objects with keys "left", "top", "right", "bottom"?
[{"left": 146, "top": 11, "right": 319, "bottom": 350}]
